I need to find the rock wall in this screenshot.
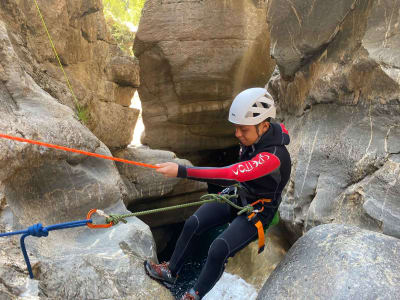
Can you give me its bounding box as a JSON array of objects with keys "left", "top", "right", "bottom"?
[
  {"left": 267, "top": 0, "right": 400, "bottom": 242},
  {"left": 0, "top": 1, "right": 171, "bottom": 298},
  {"left": 1, "top": 0, "right": 139, "bottom": 149},
  {"left": 134, "top": 0, "right": 275, "bottom": 154},
  {"left": 115, "top": 146, "right": 207, "bottom": 227}
]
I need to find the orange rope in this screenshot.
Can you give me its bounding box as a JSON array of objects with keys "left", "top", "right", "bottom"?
[{"left": 0, "top": 133, "right": 159, "bottom": 169}]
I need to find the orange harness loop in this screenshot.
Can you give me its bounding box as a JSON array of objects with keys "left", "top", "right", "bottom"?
[{"left": 247, "top": 198, "right": 272, "bottom": 254}]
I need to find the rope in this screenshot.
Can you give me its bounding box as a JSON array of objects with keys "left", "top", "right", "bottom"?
[
  {"left": 0, "top": 219, "right": 92, "bottom": 279},
  {"left": 0, "top": 133, "right": 159, "bottom": 169},
  {"left": 33, "top": 0, "right": 83, "bottom": 120},
  {"left": 105, "top": 193, "right": 254, "bottom": 225}
]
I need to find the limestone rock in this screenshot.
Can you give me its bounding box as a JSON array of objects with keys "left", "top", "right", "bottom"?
[
  {"left": 279, "top": 104, "right": 400, "bottom": 241},
  {"left": 363, "top": 0, "right": 400, "bottom": 84},
  {"left": 267, "top": 0, "right": 400, "bottom": 115},
  {"left": 134, "top": 0, "right": 275, "bottom": 153},
  {"left": 267, "top": 0, "right": 359, "bottom": 79},
  {"left": 0, "top": 10, "right": 169, "bottom": 299},
  {"left": 89, "top": 101, "right": 139, "bottom": 149},
  {"left": 0, "top": 17, "right": 126, "bottom": 225},
  {"left": 1, "top": 0, "right": 139, "bottom": 149},
  {"left": 114, "top": 146, "right": 207, "bottom": 227},
  {"left": 257, "top": 224, "right": 400, "bottom": 300},
  {"left": 265, "top": 0, "right": 400, "bottom": 241},
  {"left": 36, "top": 201, "right": 172, "bottom": 300},
  {"left": 107, "top": 55, "right": 140, "bottom": 87},
  {"left": 226, "top": 225, "right": 290, "bottom": 291},
  {"left": 0, "top": 235, "right": 40, "bottom": 299}
]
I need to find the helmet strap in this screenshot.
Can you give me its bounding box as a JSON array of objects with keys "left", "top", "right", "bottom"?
[{"left": 255, "top": 122, "right": 270, "bottom": 144}]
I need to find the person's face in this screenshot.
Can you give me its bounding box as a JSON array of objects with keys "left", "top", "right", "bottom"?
[{"left": 234, "top": 122, "right": 269, "bottom": 146}]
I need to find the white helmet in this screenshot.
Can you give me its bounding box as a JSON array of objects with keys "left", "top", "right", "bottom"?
[{"left": 228, "top": 88, "right": 276, "bottom": 125}]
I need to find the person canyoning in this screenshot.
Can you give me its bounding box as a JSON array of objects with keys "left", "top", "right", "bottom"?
[{"left": 144, "top": 87, "right": 292, "bottom": 300}]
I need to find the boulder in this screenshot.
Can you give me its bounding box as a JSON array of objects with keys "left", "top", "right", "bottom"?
[
  {"left": 0, "top": 201, "right": 172, "bottom": 299},
  {"left": 89, "top": 101, "right": 139, "bottom": 149},
  {"left": 134, "top": 0, "right": 275, "bottom": 154},
  {"left": 36, "top": 201, "right": 172, "bottom": 300},
  {"left": 257, "top": 224, "right": 400, "bottom": 300},
  {"left": 114, "top": 146, "right": 207, "bottom": 227}
]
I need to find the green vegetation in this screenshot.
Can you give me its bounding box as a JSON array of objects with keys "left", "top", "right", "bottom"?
[
  {"left": 103, "top": 0, "right": 146, "bottom": 56},
  {"left": 77, "top": 106, "right": 90, "bottom": 124}
]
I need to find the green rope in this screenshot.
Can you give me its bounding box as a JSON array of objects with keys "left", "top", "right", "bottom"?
[{"left": 105, "top": 193, "right": 254, "bottom": 225}]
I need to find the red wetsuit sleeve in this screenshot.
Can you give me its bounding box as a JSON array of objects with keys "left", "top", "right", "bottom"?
[{"left": 184, "top": 152, "right": 281, "bottom": 182}]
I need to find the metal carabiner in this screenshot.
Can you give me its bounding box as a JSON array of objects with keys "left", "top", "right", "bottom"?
[{"left": 86, "top": 209, "right": 113, "bottom": 229}]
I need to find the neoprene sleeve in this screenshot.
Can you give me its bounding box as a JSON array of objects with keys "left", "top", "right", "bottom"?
[{"left": 178, "top": 152, "right": 281, "bottom": 183}]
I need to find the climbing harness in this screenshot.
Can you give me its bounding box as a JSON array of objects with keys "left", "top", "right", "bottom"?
[{"left": 246, "top": 199, "right": 279, "bottom": 253}]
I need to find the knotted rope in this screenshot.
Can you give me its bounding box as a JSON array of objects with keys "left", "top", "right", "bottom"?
[
  {"left": 0, "top": 219, "right": 92, "bottom": 279},
  {"left": 105, "top": 193, "right": 254, "bottom": 226}
]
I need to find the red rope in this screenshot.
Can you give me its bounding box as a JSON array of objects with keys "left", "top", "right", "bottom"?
[{"left": 0, "top": 133, "right": 159, "bottom": 169}]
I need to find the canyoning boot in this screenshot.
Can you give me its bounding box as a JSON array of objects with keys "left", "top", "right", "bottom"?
[
  {"left": 144, "top": 260, "right": 177, "bottom": 287},
  {"left": 180, "top": 288, "right": 200, "bottom": 300}
]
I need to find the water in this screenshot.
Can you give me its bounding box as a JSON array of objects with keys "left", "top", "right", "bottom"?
[{"left": 158, "top": 224, "right": 227, "bottom": 299}]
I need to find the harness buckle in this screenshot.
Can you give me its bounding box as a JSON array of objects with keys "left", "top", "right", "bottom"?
[{"left": 247, "top": 198, "right": 271, "bottom": 254}]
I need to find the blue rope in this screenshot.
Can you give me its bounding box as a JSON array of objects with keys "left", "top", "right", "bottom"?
[{"left": 0, "top": 219, "right": 92, "bottom": 278}]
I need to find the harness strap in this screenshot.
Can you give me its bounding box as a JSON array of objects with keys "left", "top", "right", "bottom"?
[
  {"left": 254, "top": 220, "right": 265, "bottom": 253},
  {"left": 247, "top": 198, "right": 272, "bottom": 254}
]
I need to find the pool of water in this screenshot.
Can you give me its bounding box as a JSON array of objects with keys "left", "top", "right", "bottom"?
[{"left": 158, "top": 223, "right": 227, "bottom": 299}]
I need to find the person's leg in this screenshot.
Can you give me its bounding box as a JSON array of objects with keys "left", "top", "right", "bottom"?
[
  {"left": 168, "top": 201, "right": 232, "bottom": 275},
  {"left": 192, "top": 214, "right": 258, "bottom": 298}
]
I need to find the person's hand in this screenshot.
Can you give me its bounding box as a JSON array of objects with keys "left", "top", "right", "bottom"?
[{"left": 156, "top": 162, "right": 179, "bottom": 178}]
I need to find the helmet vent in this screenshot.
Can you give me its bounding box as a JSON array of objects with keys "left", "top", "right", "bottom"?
[
  {"left": 252, "top": 102, "right": 270, "bottom": 109},
  {"left": 245, "top": 111, "right": 260, "bottom": 118}
]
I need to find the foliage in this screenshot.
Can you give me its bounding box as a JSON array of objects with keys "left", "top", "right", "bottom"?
[
  {"left": 103, "top": 0, "right": 146, "bottom": 56},
  {"left": 77, "top": 105, "right": 90, "bottom": 124}
]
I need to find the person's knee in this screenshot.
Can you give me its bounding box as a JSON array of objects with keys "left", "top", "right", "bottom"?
[
  {"left": 208, "top": 238, "right": 230, "bottom": 263},
  {"left": 182, "top": 215, "right": 200, "bottom": 235}
]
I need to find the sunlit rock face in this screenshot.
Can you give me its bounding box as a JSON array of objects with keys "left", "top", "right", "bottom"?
[
  {"left": 266, "top": 0, "right": 400, "bottom": 241},
  {"left": 134, "top": 0, "right": 275, "bottom": 154},
  {"left": 1, "top": 0, "right": 139, "bottom": 149}
]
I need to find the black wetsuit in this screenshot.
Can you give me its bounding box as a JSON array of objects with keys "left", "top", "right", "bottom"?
[{"left": 169, "top": 123, "right": 291, "bottom": 298}]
